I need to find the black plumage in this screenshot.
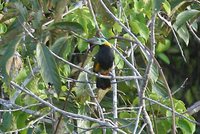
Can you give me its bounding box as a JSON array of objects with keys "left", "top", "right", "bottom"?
[{"left": 93, "top": 44, "right": 114, "bottom": 89}]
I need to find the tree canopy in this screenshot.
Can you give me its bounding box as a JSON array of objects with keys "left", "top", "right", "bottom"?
[{"left": 0, "top": 0, "right": 200, "bottom": 133}]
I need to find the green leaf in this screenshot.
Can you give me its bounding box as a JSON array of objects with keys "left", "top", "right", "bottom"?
[
  {"left": 138, "top": 22, "right": 149, "bottom": 41},
  {"left": 75, "top": 71, "right": 89, "bottom": 99},
  {"left": 130, "top": 20, "right": 149, "bottom": 41},
  {"left": 0, "top": 23, "right": 7, "bottom": 34},
  {"left": 77, "top": 39, "right": 88, "bottom": 52},
  {"left": 0, "top": 2, "right": 4, "bottom": 10},
  {"left": 14, "top": 1, "right": 28, "bottom": 21},
  {"left": 156, "top": 119, "right": 171, "bottom": 134},
  {"left": 91, "top": 0, "right": 115, "bottom": 28},
  {"left": 152, "top": 80, "right": 168, "bottom": 97},
  {"left": 174, "top": 100, "right": 186, "bottom": 113},
  {"left": 0, "top": 37, "right": 21, "bottom": 83},
  {"left": 153, "top": 0, "right": 165, "bottom": 12},
  {"left": 130, "top": 21, "right": 140, "bottom": 34},
  {"left": 156, "top": 40, "right": 171, "bottom": 53},
  {"left": 114, "top": 53, "right": 124, "bottom": 69},
  {"left": 174, "top": 10, "right": 200, "bottom": 29},
  {"left": 50, "top": 22, "right": 84, "bottom": 34},
  {"left": 178, "top": 118, "right": 196, "bottom": 134},
  {"left": 149, "top": 63, "right": 159, "bottom": 83},
  {"left": 0, "top": 112, "right": 12, "bottom": 131},
  {"left": 77, "top": 104, "right": 90, "bottom": 133},
  {"left": 173, "top": 24, "right": 189, "bottom": 46},
  {"left": 36, "top": 43, "right": 61, "bottom": 94},
  {"left": 158, "top": 53, "right": 170, "bottom": 64},
  {"left": 16, "top": 113, "right": 28, "bottom": 134},
  {"left": 162, "top": 0, "right": 171, "bottom": 15},
  {"left": 119, "top": 112, "right": 131, "bottom": 118},
  {"left": 50, "top": 36, "right": 68, "bottom": 55}
]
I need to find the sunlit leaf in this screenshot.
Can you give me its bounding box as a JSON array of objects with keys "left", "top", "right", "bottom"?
[
  {"left": 0, "top": 23, "right": 7, "bottom": 34},
  {"left": 156, "top": 40, "right": 171, "bottom": 53},
  {"left": 158, "top": 53, "right": 170, "bottom": 64},
  {"left": 36, "top": 43, "right": 61, "bottom": 94},
  {"left": 162, "top": 0, "right": 171, "bottom": 15},
  {"left": 77, "top": 39, "right": 88, "bottom": 52},
  {"left": 130, "top": 21, "right": 140, "bottom": 34}
]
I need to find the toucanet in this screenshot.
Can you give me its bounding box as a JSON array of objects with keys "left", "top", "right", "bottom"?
[{"left": 92, "top": 38, "right": 114, "bottom": 89}]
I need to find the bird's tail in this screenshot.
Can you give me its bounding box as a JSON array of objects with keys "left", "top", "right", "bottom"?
[{"left": 96, "top": 77, "right": 111, "bottom": 89}]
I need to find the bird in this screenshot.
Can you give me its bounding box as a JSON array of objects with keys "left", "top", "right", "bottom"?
[{"left": 92, "top": 38, "right": 114, "bottom": 89}]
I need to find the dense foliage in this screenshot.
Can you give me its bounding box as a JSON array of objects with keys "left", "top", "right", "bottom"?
[{"left": 0, "top": 0, "right": 199, "bottom": 133}]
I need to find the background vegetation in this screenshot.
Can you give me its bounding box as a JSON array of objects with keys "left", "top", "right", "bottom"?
[{"left": 0, "top": 0, "right": 200, "bottom": 133}]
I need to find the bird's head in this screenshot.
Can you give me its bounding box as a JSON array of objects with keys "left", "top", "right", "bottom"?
[{"left": 87, "top": 37, "right": 112, "bottom": 47}]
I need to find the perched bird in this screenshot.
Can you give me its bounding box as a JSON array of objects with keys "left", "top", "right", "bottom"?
[{"left": 92, "top": 38, "right": 114, "bottom": 89}]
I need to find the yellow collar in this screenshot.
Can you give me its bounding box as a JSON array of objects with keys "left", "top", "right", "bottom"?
[{"left": 104, "top": 41, "right": 112, "bottom": 47}]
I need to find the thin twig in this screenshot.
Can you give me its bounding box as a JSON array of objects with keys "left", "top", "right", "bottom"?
[
  {"left": 171, "top": 78, "right": 188, "bottom": 96},
  {"left": 186, "top": 22, "right": 200, "bottom": 43},
  {"left": 138, "top": 123, "right": 147, "bottom": 134}
]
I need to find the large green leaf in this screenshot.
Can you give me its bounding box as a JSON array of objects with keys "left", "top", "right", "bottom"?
[
  {"left": 178, "top": 118, "right": 196, "bottom": 134},
  {"left": 50, "top": 22, "right": 84, "bottom": 34},
  {"left": 0, "top": 37, "right": 21, "bottom": 82},
  {"left": 36, "top": 43, "right": 61, "bottom": 94},
  {"left": 174, "top": 9, "right": 200, "bottom": 29}
]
